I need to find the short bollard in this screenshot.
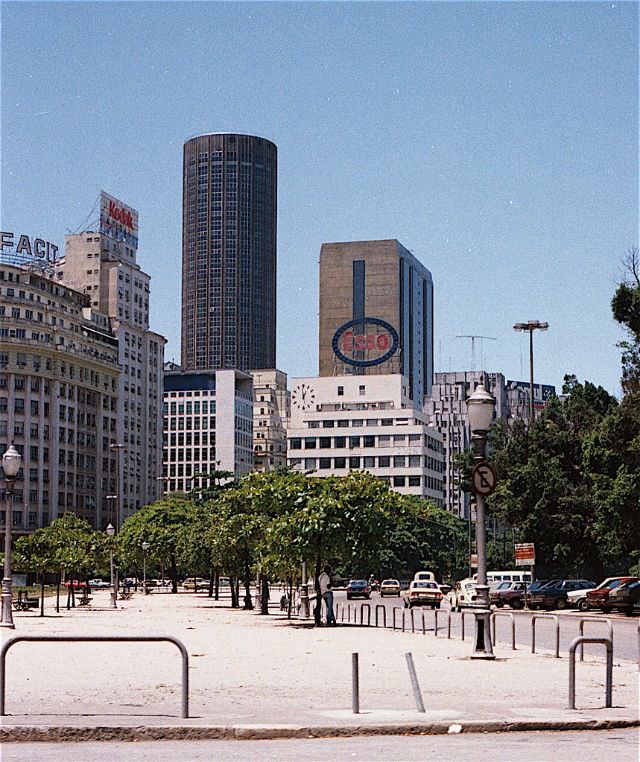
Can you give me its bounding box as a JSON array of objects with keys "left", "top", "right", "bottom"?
[
  {"left": 579, "top": 618, "right": 613, "bottom": 662},
  {"left": 392, "top": 607, "right": 400, "bottom": 631},
  {"left": 531, "top": 614, "right": 560, "bottom": 658},
  {"left": 360, "top": 603, "right": 371, "bottom": 627},
  {"left": 568, "top": 636, "right": 613, "bottom": 709},
  {"left": 405, "top": 652, "right": 425, "bottom": 713},
  {"left": 375, "top": 604, "right": 386, "bottom": 628},
  {"left": 352, "top": 652, "right": 360, "bottom": 714},
  {"left": 410, "top": 608, "right": 415, "bottom": 633},
  {"left": 421, "top": 610, "right": 426, "bottom": 635}
]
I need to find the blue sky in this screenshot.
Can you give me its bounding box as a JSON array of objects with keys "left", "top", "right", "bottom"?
[{"left": 2, "top": 1, "right": 637, "bottom": 395}]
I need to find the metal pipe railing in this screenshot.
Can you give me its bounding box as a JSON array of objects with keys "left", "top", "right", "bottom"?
[
  {"left": 0, "top": 634, "right": 189, "bottom": 718},
  {"left": 375, "top": 604, "right": 386, "bottom": 628},
  {"left": 359, "top": 603, "right": 371, "bottom": 627},
  {"left": 578, "top": 617, "right": 613, "bottom": 662},
  {"left": 531, "top": 614, "right": 560, "bottom": 658},
  {"left": 568, "top": 636, "right": 613, "bottom": 709},
  {"left": 491, "top": 611, "right": 516, "bottom": 650}
]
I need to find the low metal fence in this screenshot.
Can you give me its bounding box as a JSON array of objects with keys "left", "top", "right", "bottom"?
[
  {"left": 392, "top": 607, "right": 402, "bottom": 631},
  {"left": 359, "top": 603, "right": 371, "bottom": 627},
  {"left": 531, "top": 613, "right": 560, "bottom": 658},
  {"left": 578, "top": 617, "right": 613, "bottom": 662},
  {"left": 491, "top": 611, "right": 516, "bottom": 650},
  {"left": 375, "top": 604, "right": 386, "bottom": 628},
  {"left": 568, "top": 636, "right": 612, "bottom": 709},
  {"left": 0, "top": 634, "right": 189, "bottom": 718},
  {"left": 459, "top": 610, "right": 476, "bottom": 641}
]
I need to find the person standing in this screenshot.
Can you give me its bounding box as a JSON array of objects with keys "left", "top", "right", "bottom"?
[{"left": 318, "top": 564, "right": 336, "bottom": 626}]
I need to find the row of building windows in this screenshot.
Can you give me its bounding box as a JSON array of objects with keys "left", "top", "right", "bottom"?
[
  {"left": 290, "top": 454, "right": 442, "bottom": 470},
  {"left": 289, "top": 434, "right": 443, "bottom": 454}
]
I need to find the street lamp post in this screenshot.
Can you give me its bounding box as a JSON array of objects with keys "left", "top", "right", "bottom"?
[
  {"left": 1, "top": 444, "right": 22, "bottom": 629},
  {"left": 513, "top": 321, "right": 549, "bottom": 421},
  {"left": 466, "top": 385, "right": 496, "bottom": 660},
  {"left": 142, "top": 541, "right": 150, "bottom": 595},
  {"left": 106, "top": 522, "right": 116, "bottom": 609}
]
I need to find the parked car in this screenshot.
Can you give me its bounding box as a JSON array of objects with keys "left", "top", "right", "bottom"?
[
  {"left": 448, "top": 579, "right": 478, "bottom": 611},
  {"left": 586, "top": 577, "right": 638, "bottom": 612},
  {"left": 402, "top": 580, "right": 443, "bottom": 609},
  {"left": 608, "top": 579, "right": 640, "bottom": 615},
  {"left": 380, "top": 579, "right": 401, "bottom": 597},
  {"left": 88, "top": 578, "right": 111, "bottom": 589},
  {"left": 183, "top": 577, "right": 210, "bottom": 591},
  {"left": 490, "top": 581, "right": 526, "bottom": 609},
  {"left": 346, "top": 580, "right": 370, "bottom": 599},
  {"left": 63, "top": 579, "right": 84, "bottom": 589},
  {"left": 566, "top": 586, "right": 595, "bottom": 612},
  {"left": 528, "top": 579, "right": 595, "bottom": 611}
]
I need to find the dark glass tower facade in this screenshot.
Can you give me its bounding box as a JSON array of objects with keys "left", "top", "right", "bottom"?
[{"left": 181, "top": 133, "right": 277, "bottom": 371}]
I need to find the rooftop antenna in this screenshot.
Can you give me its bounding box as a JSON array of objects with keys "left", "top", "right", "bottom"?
[
  {"left": 456, "top": 334, "right": 497, "bottom": 372},
  {"left": 68, "top": 194, "right": 101, "bottom": 235}
]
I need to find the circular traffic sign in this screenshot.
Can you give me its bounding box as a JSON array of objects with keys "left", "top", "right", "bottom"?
[{"left": 472, "top": 462, "right": 497, "bottom": 496}]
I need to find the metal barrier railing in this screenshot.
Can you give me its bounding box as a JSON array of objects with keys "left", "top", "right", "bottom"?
[
  {"left": 578, "top": 618, "right": 613, "bottom": 662},
  {"left": 0, "top": 634, "right": 189, "bottom": 718},
  {"left": 434, "top": 608, "right": 450, "bottom": 637},
  {"left": 531, "top": 614, "right": 560, "bottom": 658},
  {"left": 392, "top": 607, "right": 401, "bottom": 631},
  {"left": 568, "top": 636, "right": 612, "bottom": 709},
  {"left": 460, "top": 610, "right": 476, "bottom": 641},
  {"left": 375, "top": 604, "right": 386, "bottom": 628},
  {"left": 491, "top": 611, "right": 516, "bottom": 650},
  {"left": 360, "top": 603, "right": 371, "bottom": 627}
]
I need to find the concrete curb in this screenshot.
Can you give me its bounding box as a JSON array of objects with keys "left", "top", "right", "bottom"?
[{"left": 1, "top": 718, "right": 638, "bottom": 743}]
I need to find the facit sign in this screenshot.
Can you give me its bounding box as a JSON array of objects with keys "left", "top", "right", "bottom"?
[
  {"left": 100, "top": 191, "right": 139, "bottom": 249},
  {"left": 332, "top": 317, "right": 399, "bottom": 368},
  {"left": 0, "top": 232, "right": 59, "bottom": 263}
]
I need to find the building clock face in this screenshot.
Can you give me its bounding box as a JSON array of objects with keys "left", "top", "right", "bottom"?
[{"left": 292, "top": 383, "right": 316, "bottom": 411}]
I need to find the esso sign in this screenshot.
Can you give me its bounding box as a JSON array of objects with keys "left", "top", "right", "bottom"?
[{"left": 332, "top": 318, "right": 399, "bottom": 368}]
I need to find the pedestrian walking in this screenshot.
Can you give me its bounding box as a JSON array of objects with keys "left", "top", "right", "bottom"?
[{"left": 318, "top": 564, "right": 336, "bottom": 625}]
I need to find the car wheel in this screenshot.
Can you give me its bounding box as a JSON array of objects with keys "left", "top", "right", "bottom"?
[
  {"left": 577, "top": 598, "right": 590, "bottom": 612},
  {"left": 555, "top": 598, "right": 567, "bottom": 611},
  {"left": 495, "top": 601, "right": 504, "bottom": 608}
]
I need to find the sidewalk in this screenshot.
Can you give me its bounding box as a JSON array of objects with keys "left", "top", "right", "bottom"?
[{"left": 1, "top": 590, "right": 637, "bottom": 741}]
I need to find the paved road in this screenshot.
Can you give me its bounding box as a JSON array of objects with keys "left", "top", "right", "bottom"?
[
  {"left": 335, "top": 591, "right": 640, "bottom": 661},
  {"left": 4, "top": 729, "right": 638, "bottom": 761}
]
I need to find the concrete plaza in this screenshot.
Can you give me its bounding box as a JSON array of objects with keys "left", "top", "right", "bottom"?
[{"left": 0, "top": 589, "right": 637, "bottom": 739}]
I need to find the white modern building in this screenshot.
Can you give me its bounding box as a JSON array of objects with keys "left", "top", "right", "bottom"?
[
  {"left": 162, "top": 367, "right": 253, "bottom": 493},
  {"left": 56, "top": 193, "right": 165, "bottom": 521},
  {"left": 251, "top": 369, "right": 289, "bottom": 472},
  {"left": 287, "top": 374, "right": 444, "bottom": 504}
]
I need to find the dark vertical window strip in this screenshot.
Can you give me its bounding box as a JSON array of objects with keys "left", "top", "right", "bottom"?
[
  {"left": 423, "top": 278, "right": 429, "bottom": 398},
  {"left": 408, "top": 265, "right": 414, "bottom": 400},
  {"left": 399, "top": 258, "right": 405, "bottom": 376},
  {"left": 352, "top": 260, "right": 365, "bottom": 321}
]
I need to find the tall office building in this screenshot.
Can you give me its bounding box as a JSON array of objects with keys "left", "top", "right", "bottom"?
[
  {"left": 57, "top": 192, "right": 165, "bottom": 522},
  {"left": 319, "top": 240, "right": 434, "bottom": 403},
  {"left": 181, "top": 133, "right": 277, "bottom": 372}
]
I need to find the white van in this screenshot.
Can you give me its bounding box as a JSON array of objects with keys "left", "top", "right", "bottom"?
[
  {"left": 413, "top": 570, "right": 436, "bottom": 583},
  {"left": 473, "top": 570, "right": 532, "bottom": 591}
]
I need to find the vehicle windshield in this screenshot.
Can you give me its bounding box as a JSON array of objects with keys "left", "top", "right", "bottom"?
[
  {"left": 382, "top": 580, "right": 398, "bottom": 585},
  {"left": 349, "top": 580, "right": 367, "bottom": 586},
  {"left": 413, "top": 581, "right": 437, "bottom": 589},
  {"left": 496, "top": 582, "right": 511, "bottom": 590}
]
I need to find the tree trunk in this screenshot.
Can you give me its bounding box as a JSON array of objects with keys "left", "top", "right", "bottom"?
[
  {"left": 208, "top": 567, "right": 214, "bottom": 598},
  {"left": 71, "top": 582, "right": 76, "bottom": 608},
  {"left": 170, "top": 556, "right": 178, "bottom": 594},
  {"left": 214, "top": 569, "right": 220, "bottom": 601},
  {"left": 40, "top": 575, "right": 45, "bottom": 617},
  {"left": 287, "top": 577, "right": 293, "bottom": 619},
  {"left": 230, "top": 576, "right": 239, "bottom": 608},
  {"left": 66, "top": 584, "right": 72, "bottom": 610},
  {"left": 259, "top": 574, "right": 269, "bottom": 615},
  {"left": 56, "top": 573, "right": 61, "bottom": 613},
  {"left": 242, "top": 558, "right": 253, "bottom": 610},
  {"left": 313, "top": 557, "right": 322, "bottom": 626}
]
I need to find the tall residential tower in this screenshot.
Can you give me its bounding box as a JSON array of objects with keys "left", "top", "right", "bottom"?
[{"left": 181, "top": 133, "right": 277, "bottom": 372}]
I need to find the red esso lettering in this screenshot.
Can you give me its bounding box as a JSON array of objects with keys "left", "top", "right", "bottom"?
[
  {"left": 366, "top": 335, "right": 375, "bottom": 350},
  {"left": 354, "top": 335, "right": 366, "bottom": 351},
  {"left": 377, "top": 334, "right": 389, "bottom": 351},
  {"left": 342, "top": 332, "right": 354, "bottom": 352}
]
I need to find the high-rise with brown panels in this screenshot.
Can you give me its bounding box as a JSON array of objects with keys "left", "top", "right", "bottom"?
[{"left": 181, "top": 133, "right": 277, "bottom": 371}]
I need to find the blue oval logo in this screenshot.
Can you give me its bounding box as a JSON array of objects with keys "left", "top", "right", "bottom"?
[{"left": 332, "top": 318, "right": 399, "bottom": 368}]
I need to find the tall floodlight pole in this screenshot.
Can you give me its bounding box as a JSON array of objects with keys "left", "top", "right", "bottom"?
[
  {"left": 466, "top": 385, "right": 496, "bottom": 660},
  {"left": 1, "top": 445, "right": 22, "bottom": 629},
  {"left": 142, "top": 541, "right": 150, "bottom": 594},
  {"left": 513, "top": 321, "right": 549, "bottom": 420},
  {"left": 106, "top": 522, "right": 116, "bottom": 608},
  {"left": 109, "top": 444, "right": 125, "bottom": 603}
]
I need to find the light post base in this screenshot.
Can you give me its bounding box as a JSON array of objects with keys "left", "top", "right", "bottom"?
[
  {"left": 0, "top": 577, "right": 15, "bottom": 629},
  {"left": 471, "top": 608, "right": 495, "bottom": 659},
  {"left": 110, "top": 590, "right": 117, "bottom": 609}
]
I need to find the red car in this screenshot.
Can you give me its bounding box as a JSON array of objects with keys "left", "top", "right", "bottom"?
[{"left": 586, "top": 577, "right": 638, "bottom": 612}]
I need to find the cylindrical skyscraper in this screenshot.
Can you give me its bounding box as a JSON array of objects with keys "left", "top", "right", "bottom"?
[{"left": 181, "top": 133, "right": 277, "bottom": 371}]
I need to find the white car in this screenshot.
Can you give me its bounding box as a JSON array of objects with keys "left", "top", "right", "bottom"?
[
  {"left": 448, "top": 579, "right": 478, "bottom": 611},
  {"left": 567, "top": 586, "right": 594, "bottom": 612},
  {"left": 88, "top": 578, "right": 111, "bottom": 589}
]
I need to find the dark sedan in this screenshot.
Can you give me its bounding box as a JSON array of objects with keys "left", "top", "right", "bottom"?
[
  {"left": 528, "top": 579, "right": 595, "bottom": 611},
  {"left": 346, "top": 580, "right": 371, "bottom": 600}
]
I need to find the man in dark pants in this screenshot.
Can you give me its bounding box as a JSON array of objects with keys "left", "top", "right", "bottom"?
[{"left": 318, "top": 564, "right": 336, "bottom": 626}]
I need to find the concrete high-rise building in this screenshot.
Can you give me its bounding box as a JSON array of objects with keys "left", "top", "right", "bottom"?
[
  {"left": 0, "top": 262, "right": 120, "bottom": 531},
  {"left": 319, "top": 240, "right": 434, "bottom": 404},
  {"left": 56, "top": 192, "right": 165, "bottom": 522},
  {"left": 251, "top": 369, "right": 289, "bottom": 472},
  {"left": 181, "top": 133, "right": 277, "bottom": 372}
]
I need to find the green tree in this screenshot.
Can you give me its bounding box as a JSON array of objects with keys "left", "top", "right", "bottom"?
[
  {"left": 611, "top": 246, "right": 640, "bottom": 393},
  {"left": 13, "top": 529, "right": 58, "bottom": 615}
]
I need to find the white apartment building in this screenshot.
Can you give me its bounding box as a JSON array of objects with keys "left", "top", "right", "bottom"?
[
  {"left": 162, "top": 368, "right": 253, "bottom": 493},
  {"left": 251, "top": 369, "right": 289, "bottom": 472},
  {"left": 56, "top": 202, "right": 165, "bottom": 521},
  {"left": 287, "top": 374, "right": 444, "bottom": 504}
]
